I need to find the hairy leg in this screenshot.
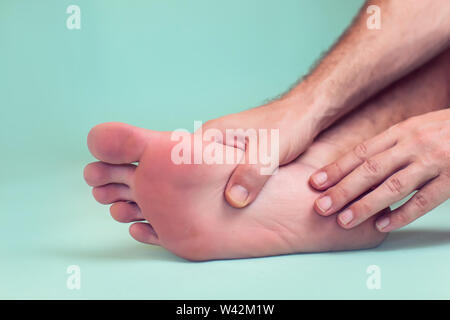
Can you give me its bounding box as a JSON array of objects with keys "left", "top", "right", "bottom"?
[
  {"left": 302, "top": 48, "right": 450, "bottom": 167},
  {"left": 84, "top": 49, "right": 450, "bottom": 260}
]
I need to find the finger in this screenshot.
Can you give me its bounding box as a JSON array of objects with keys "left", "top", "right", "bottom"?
[
  {"left": 314, "top": 146, "right": 408, "bottom": 215},
  {"left": 375, "top": 176, "right": 450, "bottom": 232},
  {"left": 310, "top": 128, "right": 397, "bottom": 190},
  {"left": 336, "top": 163, "right": 439, "bottom": 229},
  {"left": 223, "top": 126, "right": 280, "bottom": 208},
  {"left": 225, "top": 162, "right": 277, "bottom": 208}
]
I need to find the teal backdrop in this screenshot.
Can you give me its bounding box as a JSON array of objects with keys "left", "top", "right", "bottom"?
[{"left": 1, "top": 0, "right": 449, "bottom": 299}]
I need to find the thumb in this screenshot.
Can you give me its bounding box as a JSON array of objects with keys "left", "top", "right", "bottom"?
[
  {"left": 225, "top": 161, "right": 278, "bottom": 209},
  {"left": 222, "top": 124, "right": 282, "bottom": 208}
]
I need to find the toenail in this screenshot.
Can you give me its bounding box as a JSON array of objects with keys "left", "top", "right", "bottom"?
[
  {"left": 376, "top": 216, "right": 390, "bottom": 231},
  {"left": 312, "top": 172, "right": 327, "bottom": 186},
  {"left": 339, "top": 209, "right": 353, "bottom": 225},
  {"left": 316, "top": 196, "right": 332, "bottom": 212},
  {"left": 228, "top": 184, "right": 249, "bottom": 206}
]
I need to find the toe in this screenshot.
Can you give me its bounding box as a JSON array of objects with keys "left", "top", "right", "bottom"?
[
  {"left": 92, "top": 183, "right": 133, "bottom": 204},
  {"left": 87, "top": 122, "right": 149, "bottom": 164},
  {"left": 129, "top": 222, "right": 160, "bottom": 246},
  {"left": 84, "top": 162, "right": 136, "bottom": 187},
  {"left": 110, "top": 201, "right": 144, "bottom": 223}
]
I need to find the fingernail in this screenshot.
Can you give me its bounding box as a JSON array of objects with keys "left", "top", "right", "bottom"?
[
  {"left": 376, "top": 216, "right": 390, "bottom": 231},
  {"left": 316, "top": 196, "right": 332, "bottom": 212},
  {"left": 339, "top": 209, "right": 353, "bottom": 225},
  {"left": 313, "top": 172, "right": 328, "bottom": 186},
  {"left": 228, "top": 184, "right": 249, "bottom": 206}
]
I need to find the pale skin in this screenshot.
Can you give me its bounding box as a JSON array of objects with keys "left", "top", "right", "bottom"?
[
  {"left": 84, "top": 123, "right": 387, "bottom": 261},
  {"left": 310, "top": 49, "right": 450, "bottom": 231},
  {"left": 312, "top": 109, "right": 450, "bottom": 232},
  {"left": 84, "top": 47, "right": 449, "bottom": 260},
  {"left": 212, "top": 0, "right": 450, "bottom": 210}
]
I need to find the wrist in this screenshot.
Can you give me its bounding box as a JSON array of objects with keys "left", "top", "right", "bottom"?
[{"left": 280, "top": 80, "right": 338, "bottom": 138}]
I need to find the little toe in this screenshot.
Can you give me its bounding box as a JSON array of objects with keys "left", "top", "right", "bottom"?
[
  {"left": 84, "top": 162, "right": 136, "bottom": 187},
  {"left": 92, "top": 183, "right": 133, "bottom": 204},
  {"left": 87, "top": 122, "right": 150, "bottom": 164},
  {"left": 110, "top": 201, "right": 144, "bottom": 223},
  {"left": 129, "top": 222, "right": 160, "bottom": 246}
]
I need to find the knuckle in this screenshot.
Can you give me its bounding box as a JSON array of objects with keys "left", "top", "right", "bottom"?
[
  {"left": 385, "top": 124, "right": 400, "bottom": 141},
  {"left": 384, "top": 176, "right": 404, "bottom": 195},
  {"left": 388, "top": 123, "right": 400, "bottom": 135},
  {"left": 414, "top": 131, "right": 431, "bottom": 146},
  {"left": 416, "top": 152, "right": 431, "bottom": 165},
  {"left": 361, "top": 158, "right": 380, "bottom": 175},
  {"left": 413, "top": 193, "right": 429, "bottom": 210},
  {"left": 353, "top": 142, "right": 369, "bottom": 161}
]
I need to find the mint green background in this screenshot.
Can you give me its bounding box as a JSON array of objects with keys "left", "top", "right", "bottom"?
[{"left": 1, "top": 0, "right": 449, "bottom": 299}]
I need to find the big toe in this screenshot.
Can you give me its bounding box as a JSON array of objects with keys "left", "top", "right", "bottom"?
[{"left": 87, "top": 122, "right": 149, "bottom": 164}]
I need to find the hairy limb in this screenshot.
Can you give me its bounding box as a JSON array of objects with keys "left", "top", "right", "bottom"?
[
  {"left": 212, "top": 0, "right": 450, "bottom": 209},
  {"left": 289, "top": 0, "right": 450, "bottom": 133}
]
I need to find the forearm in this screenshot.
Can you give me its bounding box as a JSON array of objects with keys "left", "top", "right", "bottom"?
[
  {"left": 317, "top": 48, "right": 450, "bottom": 149},
  {"left": 286, "top": 0, "right": 450, "bottom": 135}
]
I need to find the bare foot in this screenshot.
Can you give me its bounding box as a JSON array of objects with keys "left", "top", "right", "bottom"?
[
  {"left": 83, "top": 49, "right": 449, "bottom": 261},
  {"left": 84, "top": 123, "right": 387, "bottom": 260}
]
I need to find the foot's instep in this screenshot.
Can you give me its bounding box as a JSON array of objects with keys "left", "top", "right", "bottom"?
[{"left": 85, "top": 122, "right": 387, "bottom": 261}]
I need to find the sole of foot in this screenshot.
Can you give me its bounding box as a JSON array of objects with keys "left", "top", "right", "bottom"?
[{"left": 84, "top": 122, "right": 388, "bottom": 261}]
